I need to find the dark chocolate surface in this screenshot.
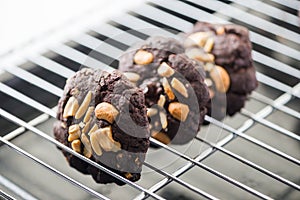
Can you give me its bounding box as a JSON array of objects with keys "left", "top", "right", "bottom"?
[{"left": 54, "top": 68, "right": 149, "bottom": 185}]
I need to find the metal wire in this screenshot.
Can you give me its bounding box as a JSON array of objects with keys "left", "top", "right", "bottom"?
[
  {"left": 0, "top": 108, "right": 164, "bottom": 200},
  {"left": 0, "top": 135, "right": 110, "bottom": 200}
]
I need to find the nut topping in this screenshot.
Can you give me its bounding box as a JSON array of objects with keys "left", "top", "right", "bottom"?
[
  {"left": 88, "top": 124, "right": 98, "bottom": 136},
  {"left": 95, "top": 102, "right": 119, "bottom": 124},
  {"left": 147, "top": 108, "right": 158, "bottom": 117},
  {"left": 157, "top": 62, "right": 174, "bottom": 77},
  {"left": 161, "top": 77, "right": 175, "bottom": 100},
  {"left": 68, "top": 124, "right": 81, "bottom": 142},
  {"left": 90, "top": 130, "right": 103, "bottom": 156},
  {"left": 83, "top": 106, "right": 94, "bottom": 123},
  {"left": 133, "top": 50, "right": 154, "bottom": 65},
  {"left": 204, "top": 38, "right": 214, "bottom": 53},
  {"left": 98, "top": 126, "right": 121, "bottom": 152},
  {"left": 185, "top": 48, "right": 214, "bottom": 62},
  {"left": 63, "top": 96, "right": 79, "bottom": 118},
  {"left": 124, "top": 172, "right": 133, "bottom": 179},
  {"left": 204, "top": 78, "right": 213, "bottom": 87},
  {"left": 83, "top": 147, "right": 92, "bottom": 158},
  {"left": 123, "top": 72, "right": 140, "bottom": 83},
  {"left": 210, "top": 66, "right": 230, "bottom": 93},
  {"left": 159, "top": 112, "right": 168, "bottom": 129},
  {"left": 195, "top": 53, "right": 215, "bottom": 63},
  {"left": 186, "top": 32, "right": 211, "bottom": 47},
  {"left": 60, "top": 122, "right": 66, "bottom": 129},
  {"left": 68, "top": 133, "right": 80, "bottom": 142},
  {"left": 75, "top": 91, "right": 92, "bottom": 119},
  {"left": 71, "top": 139, "right": 81, "bottom": 153},
  {"left": 152, "top": 132, "right": 171, "bottom": 145},
  {"left": 91, "top": 127, "right": 121, "bottom": 153},
  {"left": 68, "top": 124, "right": 80, "bottom": 135},
  {"left": 70, "top": 88, "right": 79, "bottom": 96},
  {"left": 168, "top": 102, "right": 189, "bottom": 122},
  {"left": 79, "top": 122, "right": 85, "bottom": 129},
  {"left": 82, "top": 118, "right": 92, "bottom": 134},
  {"left": 216, "top": 26, "right": 225, "bottom": 35},
  {"left": 171, "top": 78, "right": 188, "bottom": 98},
  {"left": 157, "top": 95, "right": 166, "bottom": 108},
  {"left": 81, "top": 133, "right": 92, "bottom": 158},
  {"left": 204, "top": 63, "right": 214, "bottom": 72}
]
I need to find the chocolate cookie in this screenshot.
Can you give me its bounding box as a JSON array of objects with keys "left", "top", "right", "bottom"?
[
  {"left": 54, "top": 68, "right": 149, "bottom": 185},
  {"left": 184, "top": 22, "right": 258, "bottom": 118},
  {"left": 119, "top": 37, "right": 209, "bottom": 145},
  {"left": 119, "top": 36, "right": 185, "bottom": 84}
]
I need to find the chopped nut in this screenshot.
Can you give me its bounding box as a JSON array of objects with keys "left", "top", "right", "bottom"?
[
  {"left": 70, "top": 88, "right": 79, "bottom": 96},
  {"left": 168, "top": 102, "right": 189, "bottom": 122},
  {"left": 83, "top": 106, "right": 94, "bottom": 123},
  {"left": 157, "top": 95, "right": 166, "bottom": 108},
  {"left": 90, "top": 131, "right": 103, "bottom": 156},
  {"left": 117, "top": 153, "right": 123, "bottom": 159},
  {"left": 133, "top": 50, "right": 154, "bottom": 65},
  {"left": 94, "top": 102, "right": 119, "bottom": 123},
  {"left": 123, "top": 72, "right": 140, "bottom": 83},
  {"left": 147, "top": 108, "right": 158, "bottom": 117},
  {"left": 90, "top": 127, "right": 121, "bottom": 154},
  {"left": 88, "top": 124, "right": 98, "bottom": 136},
  {"left": 204, "top": 38, "right": 214, "bottom": 53},
  {"left": 124, "top": 172, "right": 133, "bottom": 179},
  {"left": 210, "top": 66, "right": 230, "bottom": 93},
  {"left": 157, "top": 62, "right": 174, "bottom": 77},
  {"left": 79, "top": 122, "right": 85, "bottom": 129},
  {"left": 204, "top": 63, "right": 214, "bottom": 72},
  {"left": 186, "top": 32, "right": 211, "bottom": 47},
  {"left": 171, "top": 78, "right": 188, "bottom": 98},
  {"left": 185, "top": 48, "right": 201, "bottom": 60},
  {"left": 185, "top": 47, "right": 214, "bottom": 62},
  {"left": 97, "top": 126, "right": 121, "bottom": 152},
  {"left": 68, "top": 124, "right": 80, "bottom": 135},
  {"left": 60, "top": 122, "right": 66, "bottom": 129},
  {"left": 71, "top": 139, "right": 81, "bottom": 153},
  {"left": 83, "top": 147, "right": 92, "bottom": 158},
  {"left": 194, "top": 53, "right": 215, "bottom": 63},
  {"left": 75, "top": 91, "right": 92, "bottom": 119},
  {"left": 159, "top": 112, "right": 168, "bottom": 129},
  {"left": 68, "top": 133, "right": 80, "bottom": 142},
  {"left": 152, "top": 132, "right": 171, "bottom": 145},
  {"left": 161, "top": 77, "right": 175, "bottom": 100},
  {"left": 216, "top": 26, "right": 225, "bottom": 35},
  {"left": 82, "top": 118, "right": 92, "bottom": 134},
  {"left": 81, "top": 133, "right": 92, "bottom": 154},
  {"left": 63, "top": 96, "right": 79, "bottom": 118},
  {"left": 204, "top": 78, "right": 213, "bottom": 87},
  {"left": 134, "top": 157, "right": 141, "bottom": 165}
]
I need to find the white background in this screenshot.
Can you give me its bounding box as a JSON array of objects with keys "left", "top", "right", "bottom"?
[{"left": 0, "top": 0, "right": 114, "bottom": 56}]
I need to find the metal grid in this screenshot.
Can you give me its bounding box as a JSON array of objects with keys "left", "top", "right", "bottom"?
[{"left": 0, "top": 0, "right": 299, "bottom": 199}]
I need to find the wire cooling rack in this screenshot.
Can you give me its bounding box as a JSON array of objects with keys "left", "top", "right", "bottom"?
[{"left": 0, "top": 0, "right": 299, "bottom": 199}]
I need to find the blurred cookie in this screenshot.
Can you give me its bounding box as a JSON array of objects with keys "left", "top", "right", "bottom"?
[
  {"left": 119, "top": 37, "right": 209, "bottom": 145},
  {"left": 185, "top": 22, "right": 258, "bottom": 119}
]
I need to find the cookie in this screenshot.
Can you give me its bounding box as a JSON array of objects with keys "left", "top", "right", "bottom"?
[
  {"left": 184, "top": 22, "right": 258, "bottom": 119},
  {"left": 119, "top": 36, "right": 185, "bottom": 84},
  {"left": 54, "top": 68, "right": 149, "bottom": 185},
  {"left": 119, "top": 37, "right": 209, "bottom": 145}
]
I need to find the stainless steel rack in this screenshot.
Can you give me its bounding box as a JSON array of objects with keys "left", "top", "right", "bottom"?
[{"left": 0, "top": 0, "right": 299, "bottom": 199}]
